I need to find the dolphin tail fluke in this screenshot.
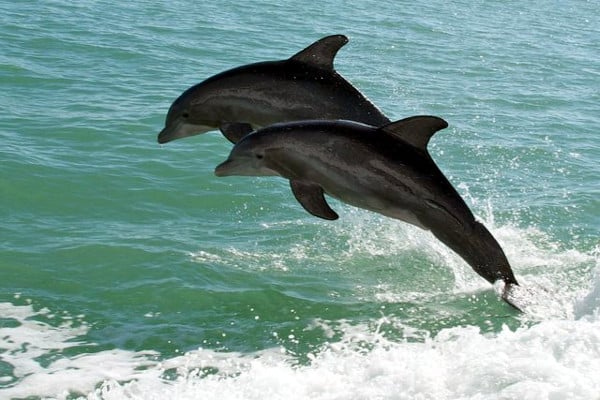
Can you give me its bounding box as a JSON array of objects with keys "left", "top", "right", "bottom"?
[
  {"left": 499, "top": 281, "right": 552, "bottom": 313},
  {"left": 500, "top": 282, "right": 524, "bottom": 312}
]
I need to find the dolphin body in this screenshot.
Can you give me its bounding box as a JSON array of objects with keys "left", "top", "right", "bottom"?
[
  {"left": 215, "top": 117, "right": 520, "bottom": 307},
  {"left": 157, "top": 35, "right": 390, "bottom": 144}
]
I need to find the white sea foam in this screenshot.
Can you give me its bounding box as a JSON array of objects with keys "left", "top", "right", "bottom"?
[
  {"left": 0, "top": 302, "right": 159, "bottom": 399},
  {"left": 90, "top": 308, "right": 600, "bottom": 400},
  {"left": 181, "top": 223, "right": 599, "bottom": 400},
  {"left": 2, "top": 259, "right": 598, "bottom": 399},
  {"left": 2, "top": 220, "right": 597, "bottom": 400}
]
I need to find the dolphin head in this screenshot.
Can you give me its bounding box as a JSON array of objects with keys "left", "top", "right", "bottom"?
[
  {"left": 215, "top": 133, "right": 281, "bottom": 177},
  {"left": 157, "top": 86, "right": 218, "bottom": 144}
]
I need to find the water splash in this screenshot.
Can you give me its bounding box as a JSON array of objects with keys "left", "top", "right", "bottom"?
[
  {"left": 91, "top": 308, "right": 600, "bottom": 400},
  {"left": 1, "top": 228, "right": 597, "bottom": 399}
]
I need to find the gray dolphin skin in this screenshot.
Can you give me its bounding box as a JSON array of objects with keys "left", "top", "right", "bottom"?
[
  {"left": 157, "top": 35, "right": 390, "bottom": 144},
  {"left": 215, "top": 118, "right": 520, "bottom": 308}
]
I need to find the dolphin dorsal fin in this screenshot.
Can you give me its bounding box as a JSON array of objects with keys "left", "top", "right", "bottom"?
[
  {"left": 380, "top": 116, "right": 448, "bottom": 150},
  {"left": 290, "top": 35, "right": 349, "bottom": 71}
]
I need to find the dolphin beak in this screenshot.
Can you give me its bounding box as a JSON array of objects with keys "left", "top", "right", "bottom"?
[
  {"left": 157, "top": 126, "right": 176, "bottom": 144},
  {"left": 157, "top": 121, "right": 213, "bottom": 144},
  {"left": 215, "top": 158, "right": 280, "bottom": 178},
  {"left": 214, "top": 159, "right": 238, "bottom": 177}
]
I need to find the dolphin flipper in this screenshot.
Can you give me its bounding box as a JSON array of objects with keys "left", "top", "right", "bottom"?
[
  {"left": 290, "top": 180, "right": 339, "bottom": 220},
  {"left": 220, "top": 123, "right": 254, "bottom": 144}
]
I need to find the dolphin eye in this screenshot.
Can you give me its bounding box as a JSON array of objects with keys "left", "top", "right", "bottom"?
[
  {"left": 256, "top": 153, "right": 264, "bottom": 160},
  {"left": 182, "top": 112, "right": 190, "bottom": 119}
]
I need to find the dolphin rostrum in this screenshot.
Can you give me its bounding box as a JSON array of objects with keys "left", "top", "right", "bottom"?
[
  {"left": 214, "top": 118, "right": 521, "bottom": 308},
  {"left": 157, "top": 35, "right": 390, "bottom": 144}
]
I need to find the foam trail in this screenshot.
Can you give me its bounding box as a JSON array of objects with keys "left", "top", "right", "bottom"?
[
  {"left": 90, "top": 313, "right": 600, "bottom": 400},
  {"left": 96, "top": 242, "right": 600, "bottom": 399},
  {"left": 2, "top": 221, "right": 597, "bottom": 399}
]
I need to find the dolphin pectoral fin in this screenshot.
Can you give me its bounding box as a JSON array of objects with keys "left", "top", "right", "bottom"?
[
  {"left": 289, "top": 34, "right": 348, "bottom": 71},
  {"left": 220, "top": 123, "right": 254, "bottom": 144},
  {"left": 380, "top": 116, "right": 448, "bottom": 151},
  {"left": 290, "top": 180, "right": 339, "bottom": 220}
]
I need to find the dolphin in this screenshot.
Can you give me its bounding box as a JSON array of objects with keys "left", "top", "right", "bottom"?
[
  {"left": 214, "top": 117, "right": 521, "bottom": 308},
  {"left": 157, "top": 34, "right": 390, "bottom": 144}
]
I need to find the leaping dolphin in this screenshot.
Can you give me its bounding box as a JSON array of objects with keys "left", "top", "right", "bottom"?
[
  {"left": 214, "top": 118, "right": 520, "bottom": 308},
  {"left": 157, "top": 35, "right": 390, "bottom": 144}
]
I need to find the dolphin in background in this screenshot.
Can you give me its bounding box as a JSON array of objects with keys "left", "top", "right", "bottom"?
[
  {"left": 157, "top": 35, "right": 390, "bottom": 144},
  {"left": 214, "top": 118, "right": 521, "bottom": 308}
]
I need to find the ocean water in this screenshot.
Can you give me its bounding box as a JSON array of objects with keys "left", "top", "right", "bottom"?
[{"left": 1, "top": 0, "right": 599, "bottom": 399}]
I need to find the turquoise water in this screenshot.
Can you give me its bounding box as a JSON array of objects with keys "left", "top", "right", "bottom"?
[{"left": 1, "top": 1, "right": 599, "bottom": 398}]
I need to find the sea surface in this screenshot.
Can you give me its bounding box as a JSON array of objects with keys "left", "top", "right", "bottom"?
[{"left": 1, "top": 1, "right": 599, "bottom": 399}]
